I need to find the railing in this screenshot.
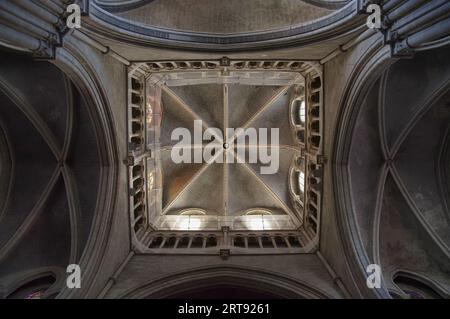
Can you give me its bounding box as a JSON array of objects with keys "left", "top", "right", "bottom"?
[
  {"left": 128, "top": 74, "right": 146, "bottom": 152},
  {"left": 138, "top": 229, "right": 313, "bottom": 256},
  {"left": 134, "top": 59, "right": 314, "bottom": 75},
  {"left": 306, "top": 71, "right": 323, "bottom": 152},
  {"left": 287, "top": 66, "right": 323, "bottom": 241},
  {"left": 128, "top": 157, "right": 148, "bottom": 240}
]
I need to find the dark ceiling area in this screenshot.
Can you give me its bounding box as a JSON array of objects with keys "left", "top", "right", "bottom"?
[
  {"left": 0, "top": 51, "right": 101, "bottom": 296},
  {"left": 348, "top": 45, "right": 450, "bottom": 295},
  {"left": 164, "top": 285, "right": 282, "bottom": 299}
]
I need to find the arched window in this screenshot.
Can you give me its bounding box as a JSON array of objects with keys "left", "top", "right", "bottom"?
[
  {"left": 393, "top": 273, "right": 444, "bottom": 299},
  {"left": 244, "top": 209, "right": 272, "bottom": 230},
  {"left": 290, "top": 94, "right": 306, "bottom": 145},
  {"left": 290, "top": 98, "right": 306, "bottom": 127},
  {"left": 7, "top": 275, "right": 56, "bottom": 299},
  {"left": 298, "top": 171, "right": 305, "bottom": 194},
  {"left": 298, "top": 100, "right": 306, "bottom": 125},
  {"left": 290, "top": 156, "right": 305, "bottom": 199},
  {"left": 179, "top": 209, "right": 206, "bottom": 230}
]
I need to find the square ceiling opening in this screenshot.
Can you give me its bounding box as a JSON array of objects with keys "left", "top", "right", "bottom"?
[{"left": 127, "top": 59, "right": 323, "bottom": 255}]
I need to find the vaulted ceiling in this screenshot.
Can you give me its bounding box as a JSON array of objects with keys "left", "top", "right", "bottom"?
[
  {"left": 348, "top": 46, "right": 450, "bottom": 295},
  {"left": 0, "top": 52, "right": 101, "bottom": 295},
  {"left": 159, "top": 82, "right": 300, "bottom": 222}
]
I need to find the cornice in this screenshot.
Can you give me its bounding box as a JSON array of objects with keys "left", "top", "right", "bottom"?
[{"left": 85, "top": 1, "right": 362, "bottom": 51}]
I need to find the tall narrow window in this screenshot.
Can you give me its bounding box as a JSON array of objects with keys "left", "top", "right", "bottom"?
[
  {"left": 298, "top": 171, "right": 305, "bottom": 193},
  {"left": 147, "top": 171, "right": 154, "bottom": 191},
  {"left": 298, "top": 100, "right": 306, "bottom": 125}
]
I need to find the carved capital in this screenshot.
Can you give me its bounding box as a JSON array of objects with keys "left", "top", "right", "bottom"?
[
  {"left": 221, "top": 226, "right": 230, "bottom": 233},
  {"left": 32, "top": 40, "right": 54, "bottom": 59},
  {"left": 391, "top": 39, "right": 414, "bottom": 58},
  {"left": 385, "top": 29, "right": 399, "bottom": 44},
  {"left": 219, "top": 249, "right": 230, "bottom": 260},
  {"left": 220, "top": 56, "right": 230, "bottom": 66},
  {"left": 317, "top": 155, "right": 327, "bottom": 165},
  {"left": 123, "top": 156, "right": 135, "bottom": 166}
]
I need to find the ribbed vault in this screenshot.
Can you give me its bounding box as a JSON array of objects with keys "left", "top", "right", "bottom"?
[
  {"left": 128, "top": 61, "right": 323, "bottom": 253},
  {"left": 348, "top": 45, "right": 450, "bottom": 298},
  {"left": 159, "top": 83, "right": 300, "bottom": 223},
  {"left": 0, "top": 51, "right": 101, "bottom": 298}
]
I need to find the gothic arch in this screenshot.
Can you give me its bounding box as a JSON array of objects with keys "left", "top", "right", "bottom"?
[
  {"left": 2, "top": 267, "right": 65, "bottom": 299},
  {"left": 389, "top": 270, "right": 447, "bottom": 299},
  {"left": 332, "top": 41, "right": 396, "bottom": 299},
  {"left": 0, "top": 50, "right": 116, "bottom": 299},
  {"left": 51, "top": 44, "right": 121, "bottom": 299},
  {"left": 118, "top": 265, "right": 332, "bottom": 299},
  {"left": 333, "top": 43, "right": 450, "bottom": 298}
]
